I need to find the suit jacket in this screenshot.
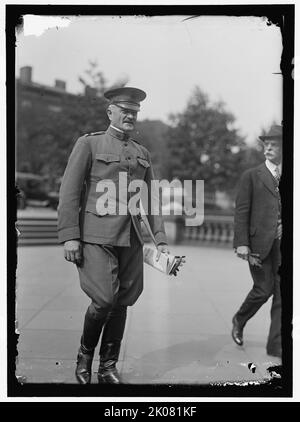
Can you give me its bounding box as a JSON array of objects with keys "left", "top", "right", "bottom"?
[
  {"left": 57, "top": 126, "right": 167, "bottom": 247},
  {"left": 233, "top": 162, "right": 280, "bottom": 260}
]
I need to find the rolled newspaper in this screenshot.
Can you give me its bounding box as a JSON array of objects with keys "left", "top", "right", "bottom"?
[{"left": 143, "top": 246, "right": 184, "bottom": 276}]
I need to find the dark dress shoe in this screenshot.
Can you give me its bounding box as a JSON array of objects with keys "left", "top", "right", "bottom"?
[
  {"left": 231, "top": 316, "right": 244, "bottom": 346},
  {"left": 75, "top": 347, "right": 94, "bottom": 384},
  {"left": 97, "top": 367, "right": 121, "bottom": 384}
]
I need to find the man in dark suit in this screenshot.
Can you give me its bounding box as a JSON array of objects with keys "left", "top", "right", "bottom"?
[
  {"left": 58, "top": 87, "right": 169, "bottom": 384},
  {"left": 231, "top": 124, "right": 282, "bottom": 358}
]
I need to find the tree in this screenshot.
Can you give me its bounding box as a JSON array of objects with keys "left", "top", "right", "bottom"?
[
  {"left": 166, "top": 87, "right": 247, "bottom": 196},
  {"left": 78, "top": 59, "right": 129, "bottom": 95},
  {"left": 16, "top": 74, "right": 109, "bottom": 187},
  {"left": 134, "top": 119, "right": 170, "bottom": 179},
  {"left": 78, "top": 59, "right": 107, "bottom": 96}
]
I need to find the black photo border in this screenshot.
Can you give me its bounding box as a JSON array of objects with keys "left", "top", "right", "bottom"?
[{"left": 6, "top": 3, "right": 294, "bottom": 401}]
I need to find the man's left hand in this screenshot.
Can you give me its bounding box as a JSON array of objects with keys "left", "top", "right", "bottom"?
[{"left": 156, "top": 244, "right": 170, "bottom": 261}]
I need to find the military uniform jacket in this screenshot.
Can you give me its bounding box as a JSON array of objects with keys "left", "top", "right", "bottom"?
[
  {"left": 233, "top": 162, "right": 281, "bottom": 260},
  {"left": 58, "top": 126, "right": 167, "bottom": 247}
]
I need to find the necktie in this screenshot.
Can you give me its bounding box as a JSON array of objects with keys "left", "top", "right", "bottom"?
[
  {"left": 274, "top": 166, "right": 282, "bottom": 239},
  {"left": 274, "top": 166, "right": 281, "bottom": 183}
]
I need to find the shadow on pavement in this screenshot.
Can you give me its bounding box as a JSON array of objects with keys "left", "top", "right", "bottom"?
[{"left": 122, "top": 334, "right": 272, "bottom": 384}]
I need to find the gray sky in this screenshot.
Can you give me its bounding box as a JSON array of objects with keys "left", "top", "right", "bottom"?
[{"left": 16, "top": 15, "right": 282, "bottom": 143}]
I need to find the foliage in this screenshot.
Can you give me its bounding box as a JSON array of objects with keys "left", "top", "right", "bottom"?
[
  {"left": 78, "top": 59, "right": 107, "bottom": 96},
  {"left": 165, "top": 87, "right": 248, "bottom": 194},
  {"left": 134, "top": 120, "right": 170, "bottom": 179},
  {"left": 16, "top": 91, "right": 109, "bottom": 188}
]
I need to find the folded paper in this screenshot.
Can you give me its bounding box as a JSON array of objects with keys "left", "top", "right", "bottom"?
[{"left": 143, "top": 246, "right": 185, "bottom": 276}]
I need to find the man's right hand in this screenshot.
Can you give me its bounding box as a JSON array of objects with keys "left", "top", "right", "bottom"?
[
  {"left": 235, "top": 246, "right": 250, "bottom": 261},
  {"left": 64, "top": 240, "right": 82, "bottom": 265}
]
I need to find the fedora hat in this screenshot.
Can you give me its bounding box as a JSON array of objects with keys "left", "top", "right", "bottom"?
[{"left": 259, "top": 124, "right": 282, "bottom": 142}]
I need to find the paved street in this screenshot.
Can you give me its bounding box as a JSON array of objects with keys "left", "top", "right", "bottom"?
[{"left": 14, "top": 241, "right": 282, "bottom": 387}]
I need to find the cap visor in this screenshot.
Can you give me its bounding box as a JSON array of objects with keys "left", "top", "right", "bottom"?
[{"left": 115, "top": 102, "right": 140, "bottom": 111}]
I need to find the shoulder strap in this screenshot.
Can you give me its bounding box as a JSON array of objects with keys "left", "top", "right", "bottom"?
[
  {"left": 84, "top": 131, "right": 106, "bottom": 137},
  {"left": 139, "top": 214, "right": 158, "bottom": 248},
  {"left": 131, "top": 137, "right": 140, "bottom": 145}
]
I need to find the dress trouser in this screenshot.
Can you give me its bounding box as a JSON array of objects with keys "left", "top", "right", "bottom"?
[{"left": 235, "top": 238, "right": 281, "bottom": 353}]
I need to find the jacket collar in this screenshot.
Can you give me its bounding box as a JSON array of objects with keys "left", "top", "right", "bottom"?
[
  {"left": 107, "top": 125, "right": 130, "bottom": 141},
  {"left": 265, "top": 159, "right": 282, "bottom": 177},
  {"left": 257, "top": 162, "right": 278, "bottom": 197}
]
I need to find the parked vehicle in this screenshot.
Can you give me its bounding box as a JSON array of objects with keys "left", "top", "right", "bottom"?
[{"left": 16, "top": 172, "right": 50, "bottom": 209}]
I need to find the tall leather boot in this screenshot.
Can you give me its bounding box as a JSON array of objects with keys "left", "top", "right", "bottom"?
[
  {"left": 76, "top": 304, "right": 109, "bottom": 384},
  {"left": 75, "top": 343, "right": 94, "bottom": 385},
  {"left": 97, "top": 305, "right": 127, "bottom": 384}
]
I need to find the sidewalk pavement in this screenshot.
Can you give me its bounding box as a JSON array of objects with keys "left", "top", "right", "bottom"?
[{"left": 15, "top": 243, "right": 281, "bottom": 386}]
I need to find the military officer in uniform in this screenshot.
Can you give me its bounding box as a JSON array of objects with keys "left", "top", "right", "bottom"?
[
  {"left": 231, "top": 124, "right": 282, "bottom": 358},
  {"left": 58, "top": 87, "right": 169, "bottom": 384}
]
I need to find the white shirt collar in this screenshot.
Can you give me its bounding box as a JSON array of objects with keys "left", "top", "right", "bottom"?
[
  {"left": 110, "top": 124, "right": 124, "bottom": 133},
  {"left": 265, "top": 159, "right": 282, "bottom": 176}
]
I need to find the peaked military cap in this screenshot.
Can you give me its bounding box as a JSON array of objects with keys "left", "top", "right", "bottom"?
[
  {"left": 104, "top": 86, "right": 147, "bottom": 111},
  {"left": 259, "top": 124, "right": 282, "bottom": 142}
]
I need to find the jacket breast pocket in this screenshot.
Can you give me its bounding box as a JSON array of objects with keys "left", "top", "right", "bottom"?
[
  {"left": 95, "top": 153, "right": 120, "bottom": 164},
  {"left": 91, "top": 153, "right": 121, "bottom": 180}
]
